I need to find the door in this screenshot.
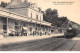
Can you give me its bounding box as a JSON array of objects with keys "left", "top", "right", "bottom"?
[{"left": 3, "top": 18, "right": 7, "bottom": 36}]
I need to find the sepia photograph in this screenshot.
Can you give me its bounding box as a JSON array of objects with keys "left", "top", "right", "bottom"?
[{"left": 0, "top": 0, "right": 80, "bottom": 51}]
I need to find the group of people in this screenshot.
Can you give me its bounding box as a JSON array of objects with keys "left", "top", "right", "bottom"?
[{"left": 9, "top": 27, "right": 50, "bottom": 36}]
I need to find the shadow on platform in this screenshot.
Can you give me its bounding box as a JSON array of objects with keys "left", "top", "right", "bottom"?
[{"left": 53, "top": 36, "right": 65, "bottom": 38}]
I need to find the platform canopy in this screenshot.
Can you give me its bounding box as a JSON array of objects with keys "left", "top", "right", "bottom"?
[{"left": 0, "top": 8, "right": 51, "bottom": 26}]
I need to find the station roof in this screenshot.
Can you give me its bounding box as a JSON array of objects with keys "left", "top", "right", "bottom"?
[{"left": 6, "top": 0, "right": 28, "bottom": 9}]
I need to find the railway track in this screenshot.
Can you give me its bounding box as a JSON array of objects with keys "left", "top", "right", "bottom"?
[{"left": 0, "top": 37, "right": 68, "bottom": 51}]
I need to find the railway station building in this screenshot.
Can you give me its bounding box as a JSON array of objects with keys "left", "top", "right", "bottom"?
[{"left": 0, "top": 0, "right": 54, "bottom": 37}]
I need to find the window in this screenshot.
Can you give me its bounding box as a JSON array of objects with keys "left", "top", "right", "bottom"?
[
  {"left": 31, "top": 13, "right": 32, "bottom": 18},
  {"left": 30, "top": 28, "right": 32, "bottom": 32},
  {"left": 3, "top": 18, "right": 7, "bottom": 25},
  {"left": 36, "top": 15, "right": 38, "bottom": 20},
  {"left": 23, "top": 23, "right": 26, "bottom": 26},
  {"left": 3, "top": 25, "right": 7, "bottom": 30},
  {"left": 15, "top": 22, "right": 18, "bottom": 25},
  {"left": 3, "top": 18, "right": 7, "bottom": 30}
]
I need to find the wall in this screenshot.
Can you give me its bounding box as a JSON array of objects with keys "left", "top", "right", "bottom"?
[
  {"left": 7, "top": 8, "right": 28, "bottom": 17},
  {"left": 28, "top": 8, "right": 43, "bottom": 21}
]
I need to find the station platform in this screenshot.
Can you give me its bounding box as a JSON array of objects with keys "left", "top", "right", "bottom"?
[{"left": 0, "top": 33, "right": 64, "bottom": 46}]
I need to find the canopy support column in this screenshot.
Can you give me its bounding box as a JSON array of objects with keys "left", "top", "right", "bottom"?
[{"left": 7, "top": 18, "right": 9, "bottom": 37}]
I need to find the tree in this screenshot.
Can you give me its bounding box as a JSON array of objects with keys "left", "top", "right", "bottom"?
[
  {"left": 51, "top": 9, "right": 58, "bottom": 18},
  {"left": 44, "top": 8, "right": 62, "bottom": 27},
  {"left": 59, "top": 17, "right": 68, "bottom": 22},
  {"left": 43, "top": 8, "right": 68, "bottom": 27},
  {"left": 44, "top": 8, "right": 59, "bottom": 23},
  {"left": 45, "top": 8, "right": 52, "bottom": 15}
]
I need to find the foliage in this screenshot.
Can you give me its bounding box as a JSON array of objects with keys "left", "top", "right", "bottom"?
[{"left": 43, "top": 8, "right": 68, "bottom": 27}]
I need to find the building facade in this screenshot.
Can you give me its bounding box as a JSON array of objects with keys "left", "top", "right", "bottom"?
[{"left": 0, "top": 0, "right": 54, "bottom": 37}]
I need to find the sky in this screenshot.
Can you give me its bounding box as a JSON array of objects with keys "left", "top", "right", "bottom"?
[{"left": 0, "top": 0, "right": 80, "bottom": 24}]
